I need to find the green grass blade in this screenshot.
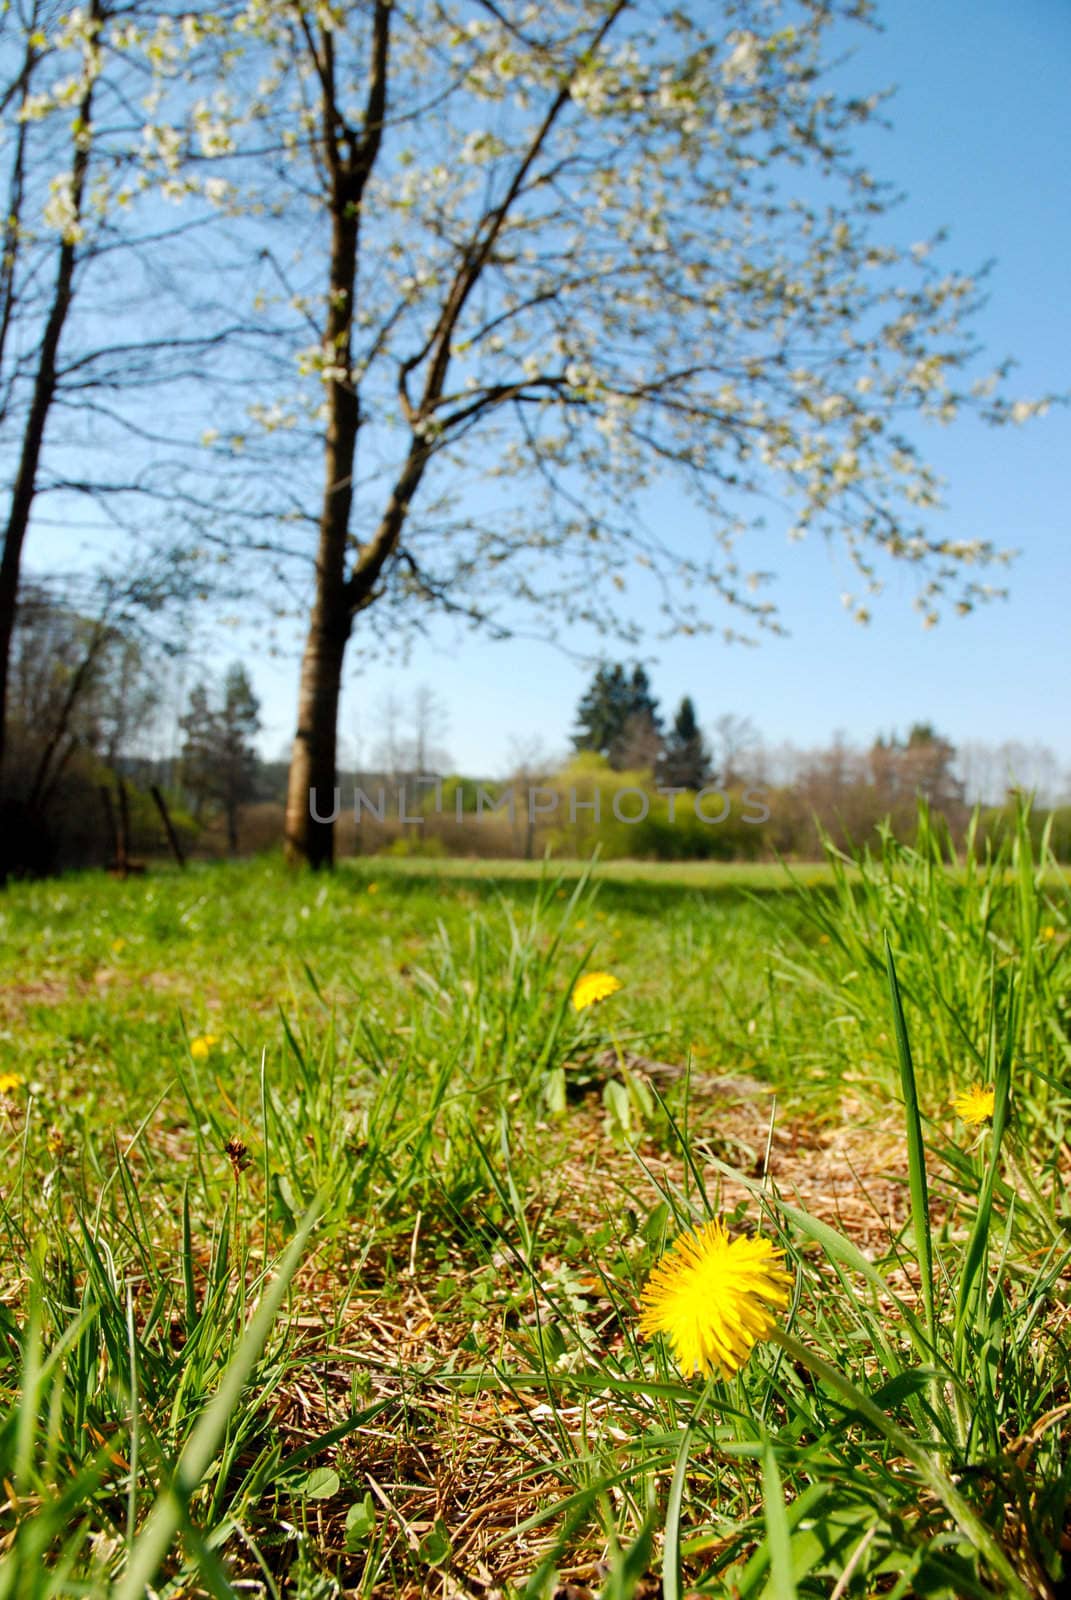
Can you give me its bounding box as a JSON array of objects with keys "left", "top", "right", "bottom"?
[
  {"left": 771, "top": 1328, "right": 1030, "bottom": 1598},
  {"left": 661, "top": 1417, "right": 694, "bottom": 1600},
  {"left": 955, "top": 982, "right": 1015, "bottom": 1362},
  {"left": 885, "top": 933, "right": 935, "bottom": 1343},
  {"left": 115, "top": 1198, "right": 321, "bottom": 1600},
  {"left": 760, "top": 1438, "right": 798, "bottom": 1600}
]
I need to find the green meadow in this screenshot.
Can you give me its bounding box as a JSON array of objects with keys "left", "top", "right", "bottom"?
[{"left": 1, "top": 807, "right": 1069, "bottom": 1598}]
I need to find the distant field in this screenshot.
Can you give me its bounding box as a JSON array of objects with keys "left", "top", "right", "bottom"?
[
  {"left": 341, "top": 854, "right": 836, "bottom": 890},
  {"left": 340, "top": 850, "right": 1071, "bottom": 891}
]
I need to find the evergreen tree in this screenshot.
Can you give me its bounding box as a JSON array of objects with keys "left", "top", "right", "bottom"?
[
  {"left": 626, "top": 666, "right": 661, "bottom": 728},
  {"left": 180, "top": 665, "right": 262, "bottom": 852},
  {"left": 179, "top": 684, "right": 217, "bottom": 823},
  {"left": 658, "top": 697, "right": 712, "bottom": 790},
  {"left": 573, "top": 662, "right": 664, "bottom": 770},
  {"left": 219, "top": 666, "right": 262, "bottom": 852},
  {"left": 572, "top": 664, "right": 632, "bottom": 759}
]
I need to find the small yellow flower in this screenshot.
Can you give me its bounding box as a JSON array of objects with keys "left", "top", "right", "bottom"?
[
  {"left": 111, "top": 937, "right": 126, "bottom": 955},
  {"left": 572, "top": 971, "right": 622, "bottom": 1012},
  {"left": 639, "top": 1218, "right": 792, "bottom": 1379},
  {"left": 190, "top": 1034, "right": 221, "bottom": 1062},
  {"left": 0, "top": 1072, "right": 24, "bottom": 1094},
  {"left": 1042, "top": 925, "right": 1056, "bottom": 941},
  {"left": 953, "top": 1083, "right": 995, "bottom": 1125},
  {"left": 367, "top": 882, "right": 379, "bottom": 895}
]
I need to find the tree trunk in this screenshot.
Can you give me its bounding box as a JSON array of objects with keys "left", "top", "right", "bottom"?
[
  {"left": 150, "top": 784, "right": 186, "bottom": 868},
  {"left": 282, "top": 152, "right": 361, "bottom": 866},
  {"left": 0, "top": 5, "right": 98, "bottom": 804},
  {"left": 281, "top": 5, "right": 392, "bottom": 870},
  {"left": 115, "top": 775, "right": 131, "bottom": 875},
  {"left": 284, "top": 610, "right": 349, "bottom": 869},
  {"left": 99, "top": 783, "right": 118, "bottom": 866}
]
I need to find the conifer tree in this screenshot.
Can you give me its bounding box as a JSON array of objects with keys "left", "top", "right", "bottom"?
[{"left": 658, "top": 696, "right": 713, "bottom": 790}]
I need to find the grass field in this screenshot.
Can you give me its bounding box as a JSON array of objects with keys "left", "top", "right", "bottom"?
[{"left": 0, "top": 808, "right": 1069, "bottom": 1597}]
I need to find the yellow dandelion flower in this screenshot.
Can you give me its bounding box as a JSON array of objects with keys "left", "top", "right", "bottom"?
[
  {"left": 1042, "top": 925, "right": 1056, "bottom": 941},
  {"left": 0, "top": 1072, "right": 24, "bottom": 1094},
  {"left": 572, "top": 971, "right": 622, "bottom": 1012},
  {"left": 367, "top": 882, "right": 379, "bottom": 895},
  {"left": 953, "top": 1083, "right": 995, "bottom": 1125},
  {"left": 639, "top": 1218, "right": 792, "bottom": 1379},
  {"left": 190, "top": 1034, "right": 221, "bottom": 1062},
  {"left": 111, "top": 937, "right": 126, "bottom": 955}
]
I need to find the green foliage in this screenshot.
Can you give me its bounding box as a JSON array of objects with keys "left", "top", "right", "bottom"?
[
  {"left": 755, "top": 798, "right": 1071, "bottom": 1120},
  {"left": 548, "top": 751, "right": 767, "bottom": 860}
]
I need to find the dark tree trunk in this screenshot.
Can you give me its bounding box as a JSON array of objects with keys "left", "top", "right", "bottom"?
[
  {"left": 279, "top": 0, "right": 612, "bottom": 869},
  {"left": 282, "top": 185, "right": 359, "bottom": 869},
  {"left": 115, "top": 775, "right": 131, "bottom": 875},
  {"left": 283, "top": 2, "right": 390, "bottom": 869},
  {"left": 284, "top": 608, "right": 349, "bottom": 868},
  {"left": 99, "top": 783, "right": 118, "bottom": 866},
  {"left": 0, "top": 4, "right": 97, "bottom": 809},
  {"left": 150, "top": 784, "right": 186, "bottom": 868}
]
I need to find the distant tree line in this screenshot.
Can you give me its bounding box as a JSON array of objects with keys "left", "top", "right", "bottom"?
[
  {"left": 0, "top": 585, "right": 264, "bottom": 876},
  {"left": 3, "top": 615, "right": 1069, "bottom": 876},
  {"left": 561, "top": 659, "right": 1070, "bottom": 862}
]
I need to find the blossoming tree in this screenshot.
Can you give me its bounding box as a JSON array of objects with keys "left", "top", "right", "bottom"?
[{"left": 9, "top": 0, "right": 1050, "bottom": 868}]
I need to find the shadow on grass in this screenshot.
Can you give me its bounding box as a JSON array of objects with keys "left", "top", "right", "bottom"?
[{"left": 334, "top": 857, "right": 837, "bottom": 916}]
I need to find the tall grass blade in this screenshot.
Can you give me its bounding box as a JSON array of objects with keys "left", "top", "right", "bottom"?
[
  {"left": 955, "top": 981, "right": 1015, "bottom": 1364},
  {"left": 885, "top": 933, "right": 934, "bottom": 1343},
  {"left": 661, "top": 1417, "right": 694, "bottom": 1600},
  {"left": 115, "top": 1198, "right": 322, "bottom": 1600},
  {"left": 760, "top": 1438, "right": 798, "bottom": 1600}
]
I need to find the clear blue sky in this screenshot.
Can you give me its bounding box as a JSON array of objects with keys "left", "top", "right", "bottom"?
[{"left": 28, "top": 0, "right": 1071, "bottom": 777}]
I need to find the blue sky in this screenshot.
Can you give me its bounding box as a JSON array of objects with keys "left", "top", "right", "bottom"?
[
  {"left": 284, "top": 0, "right": 1068, "bottom": 777},
  {"left": 25, "top": 0, "right": 1071, "bottom": 778}
]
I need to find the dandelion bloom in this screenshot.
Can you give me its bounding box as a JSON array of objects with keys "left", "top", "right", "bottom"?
[
  {"left": 572, "top": 971, "right": 622, "bottom": 1012},
  {"left": 639, "top": 1219, "right": 792, "bottom": 1379},
  {"left": 190, "top": 1034, "right": 221, "bottom": 1062},
  {"left": 0, "top": 1072, "right": 24, "bottom": 1094},
  {"left": 953, "top": 1084, "right": 995, "bottom": 1125},
  {"left": 367, "top": 882, "right": 379, "bottom": 895}
]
